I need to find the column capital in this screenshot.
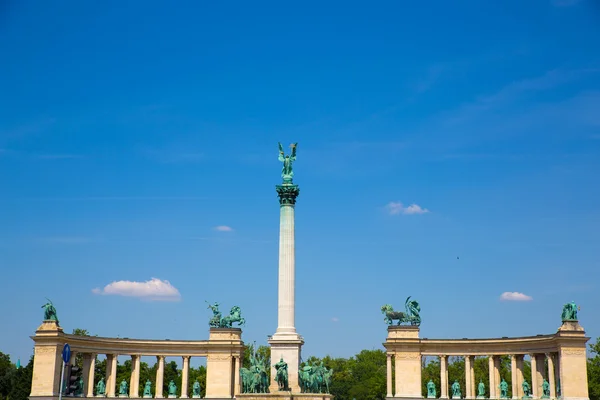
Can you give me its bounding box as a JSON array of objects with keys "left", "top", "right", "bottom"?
[
  {"left": 182, "top": 355, "right": 191, "bottom": 361},
  {"left": 276, "top": 184, "right": 300, "bottom": 205},
  {"left": 156, "top": 355, "right": 165, "bottom": 361}
]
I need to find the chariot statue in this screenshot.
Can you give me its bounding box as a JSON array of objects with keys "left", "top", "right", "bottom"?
[
  {"left": 206, "top": 302, "right": 245, "bottom": 328},
  {"left": 381, "top": 296, "right": 421, "bottom": 326}
]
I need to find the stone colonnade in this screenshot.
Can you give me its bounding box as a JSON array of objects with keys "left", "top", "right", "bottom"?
[
  {"left": 30, "top": 322, "right": 244, "bottom": 400},
  {"left": 384, "top": 322, "right": 589, "bottom": 400}
]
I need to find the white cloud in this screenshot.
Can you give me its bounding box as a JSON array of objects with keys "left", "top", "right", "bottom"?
[
  {"left": 331, "top": 317, "right": 339, "bottom": 322},
  {"left": 385, "top": 202, "right": 429, "bottom": 215},
  {"left": 92, "top": 278, "right": 181, "bottom": 301},
  {"left": 499, "top": 291, "right": 533, "bottom": 301},
  {"left": 214, "top": 225, "right": 234, "bottom": 232}
]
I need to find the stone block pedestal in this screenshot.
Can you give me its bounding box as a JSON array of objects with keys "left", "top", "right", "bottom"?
[{"left": 268, "top": 335, "right": 304, "bottom": 394}]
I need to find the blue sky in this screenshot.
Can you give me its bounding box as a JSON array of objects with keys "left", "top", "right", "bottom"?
[{"left": 1, "top": 0, "right": 600, "bottom": 367}]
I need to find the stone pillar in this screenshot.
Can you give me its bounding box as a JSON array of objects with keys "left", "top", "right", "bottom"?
[
  {"left": 535, "top": 354, "right": 546, "bottom": 398},
  {"left": 441, "top": 355, "right": 449, "bottom": 399},
  {"left": 554, "top": 353, "right": 561, "bottom": 397},
  {"left": 465, "top": 355, "right": 473, "bottom": 399},
  {"left": 511, "top": 355, "right": 518, "bottom": 399},
  {"left": 130, "top": 355, "right": 141, "bottom": 398},
  {"left": 181, "top": 356, "right": 190, "bottom": 398},
  {"left": 470, "top": 358, "right": 476, "bottom": 398},
  {"left": 233, "top": 356, "right": 240, "bottom": 396},
  {"left": 82, "top": 353, "right": 96, "bottom": 397},
  {"left": 488, "top": 356, "right": 496, "bottom": 399},
  {"left": 494, "top": 357, "right": 501, "bottom": 398},
  {"left": 557, "top": 320, "right": 589, "bottom": 400},
  {"left": 269, "top": 182, "right": 303, "bottom": 393},
  {"left": 516, "top": 355, "right": 525, "bottom": 398},
  {"left": 156, "top": 356, "right": 165, "bottom": 398},
  {"left": 30, "top": 321, "right": 65, "bottom": 398},
  {"left": 107, "top": 354, "right": 118, "bottom": 397},
  {"left": 387, "top": 354, "right": 393, "bottom": 398},
  {"left": 547, "top": 354, "right": 556, "bottom": 399},
  {"left": 531, "top": 355, "right": 539, "bottom": 398}
]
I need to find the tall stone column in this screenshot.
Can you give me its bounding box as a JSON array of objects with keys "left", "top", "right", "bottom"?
[
  {"left": 82, "top": 354, "right": 94, "bottom": 397},
  {"left": 269, "top": 180, "right": 303, "bottom": 393},
  {"left": 511, "top": 355, "right": 518, "bottom": 399},
  {"left": 547, "top": 354, "right": 556, "bottom": 399},
  {"left": 440, "top": 355, "right": 449, "bottom": 399},
  {"left": 488, "top": 356, "right": 496, "bottom": 399},
  {"left": 130, "top": 355, "right": 141, "bottom": 398},
  {"left": 233, "top": 356, "right": 240, "bottom": 396},
  {"left": 516, "top": 355, "right": 525, "bottom": 398},
  {"left": 106, "top": 354, "right": 118, "bottom": 397},
  {"left": 156, "top": 356, "right": 165, "bottom": 398},
  {"left": 470, "top": 358, "right": 476, "bottom": 397},
  {"left": 181, "top": 356, "right": 190, "bottom": 398},
  {"left": 465, "top": 355, "right": 473, "bottom": 399},
  {"left": 386, "top": 354, "right": 393, "bottom": 398},
  {"left": 531, "top": 354, "right": 538, "bottom": 398}
]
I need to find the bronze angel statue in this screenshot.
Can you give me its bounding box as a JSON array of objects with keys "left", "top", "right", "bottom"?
[{"left": 278, "top": 142, "right": 297, "bottom": 183}]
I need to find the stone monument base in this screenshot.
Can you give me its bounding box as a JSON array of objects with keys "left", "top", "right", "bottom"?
[
  {"left": 237, "top": 393, "right": 333, "bottom": 400},
  {"left": 168, "top": 396, "right": 177, "bottom": 398},
  {"left": 452, "top": 396, "right": 461, "bottom": 399},
  {"left": 143, "top": 395, "right": 152, "bottom": 398},
  {"left": 192, "top": 396, "right": 201, "bottom": 399},
  {"left": 476, "top": 397, "right": 485, "bottom": 399},
  {"left": 428, "top": 396, "right": 436, "bottom": 399}
]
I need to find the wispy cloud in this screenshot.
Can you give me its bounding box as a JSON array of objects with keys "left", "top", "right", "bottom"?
[
  {"left": 385, "top": 202, "right": 429, "bottom": 215},
  {"left": 214, "top": 225, "right": 234, "bottom": 232},
  {"left": 92, "top": 278, "right": 181, "bottom": 301},
  {"left": 500, "top": 292, "right": 533, "bottom": 301}
]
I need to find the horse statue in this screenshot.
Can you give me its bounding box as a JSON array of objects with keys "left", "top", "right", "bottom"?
[
  {"left": 220, "top": 306, "right": 245, "bottom": 328},
  {"left": 381, "top": 296, "right": 421, "bottom": 326},
  {"left": 206, "top": 301, "right": 223, "bottom": 328},
  {"left": 41, "top": 298, "right": 59, "bottom": 322}
]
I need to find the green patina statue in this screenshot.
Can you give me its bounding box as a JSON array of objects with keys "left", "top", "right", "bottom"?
[
  {"left": 96, "top": 378, "right": 106, "bottom": 395},
  {"left": 381, "top": 296, "right": 421, "bottom": 326},
  {"left": 206, "top": 302, "right": 245, "bottom": 328},
  {"left": 168, "top": 380, "right": 177, "bottom": 397},
  {"left": 274, "top": 357, "right": 289, "bottom": 391},
  {"left": 192, "top": 381, "right": 201, "bottom": 398},
  {"left": 477, "top": 380, "right": 486, "bottom": 398},
  {"left": 499, "top": 378, "right": 509, "bottom": 399},
  {"left": 119, "top": 380, "right": 128, "bottom": 396},
  {"left": 278, "top": 142, "right": 297, "bottom": 184},
  {"left": 73, "top": 376, "right": 84, "bottom": 397},
  {"left": 41, "top": 298, "right": 59, "bottom": 322},
  {"left": 143, "top": 380, "right": 152, "bottom": 397},
  {"left": 427, "top": 380, "right": 436, "bottom": 398},
  {"left": 522, "top": 381, "right": 532, "bottom": 398},
  {"left": 451, "top": 380, "right": 461, "bottom": 398},
  {"left": 561, "top": 300, "right": 579, "bottom": 322},
  {"left": 542, "top": 379, "right": 550, "bottom": 398},
  {"left": 240, "top": 345, "right": 270, "bottom": 393},
  {"left": 299, "top": 360, "right": 333, "bottom": 394}
]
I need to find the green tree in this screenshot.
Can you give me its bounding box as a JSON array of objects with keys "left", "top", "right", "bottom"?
[
  {"left": 188, "top": 365, "right": 207, "bottom": 398},
  {"left": 588, "top": 338, "right": 600, "bottom": 400},
  {"left": 422, "top": 357, "right": 441, "bottom": 397},
  {"left": 347, "top": 350, "right": 386, "bottom": 400},
  {"left": 8, "top": 356, "right": 34, "bottom": 400},
  {"left": 0, "top": 352, "right": 13, "bottom": 398}
]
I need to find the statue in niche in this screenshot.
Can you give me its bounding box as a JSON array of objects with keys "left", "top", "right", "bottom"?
[
  {"left": 522, "top": 381, "right": 532, "bottom": 398},
  {"left": 168, "top": 380, "right": 177, "bottom": 398},
  {"left": 274, "top": 357, "right": 289, "bottom": 391},
  {"left": 278, "top": 142, "right": 297, "bottom": 184},
  {"left": 542, "top": 380, "right": 550, "bottom": 398},
  {"left": 143, "top": 380, "right": 152, "bottom": 398},
  {"left": 561, "top": 300, "right": 579, "bottom": 322},
  {"left": 192, "top": 381, "right": 201, "bottom": 398},
  {"left": 41, "top": 298, "right": 59, "bottom": 322},
  {"left": 499, "top": 378, "right": 509, "bottom": 399},
  {"left": 118, "top": 380, "right": 128, "bottom": 397},
  {"left": 451, "top": 380, "right": 461, "bottom": 399},
  {"left": 96, "top": 378, "right": 106, "bottom": 396},
  {"left": 477, "top": 380, "right": 486, "bottom": 398},
  {"left": 427, "top": 380, "right": 437, "bottom": 398}
]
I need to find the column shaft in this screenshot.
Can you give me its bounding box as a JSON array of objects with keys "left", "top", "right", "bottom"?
[
  {"left": 547, "top": 354, "right": 556, "bottom": 399},
  {"left": 516, "top": 356, "right": 525, "bottom": 398},
  {"left": 441, "top": 355, "right": 448, "bottom": 399},
  {"left": 535, "top": 354, "right": 545, "bottom": 397},
  {"left": 233, "top": 356, "right": 240, "bottom": 396},
  {"left": 107, "top": 354, "right": 118, "bottom": 397},
  {"left": 277, "top": 204, "right": 296, "bottom": 333},
  {"left": 387, "top": 354, "right": 393, "bottom": 397},
  {"left": 511, "top": 355, "right": 518, "bottom": 399},
  {"left": 181, "top": 356, "right": 190, "bottom": 398},
  {"left": 465, "top": 356, "right": 472, "bottom": 399},
  {"left": 130, "top": 355, "right": 140, "bottom": 398},
  {"left": 394, "top": 353, "right": 401, "bottom": 397},
  {"left": 531, "top": 355, "right": 538, "bottom": 398},
  {"left": 156, "top": 356, "right": 165, "bottom": 398},
  {"left": 82, "top": 354, "right": 95, "bottom": 397},
  {"left": 489, "top": 356, "right": 496, "bottom": 399},
  {"left": 470, "top": 359, "right": 476, "bottom": 398}
]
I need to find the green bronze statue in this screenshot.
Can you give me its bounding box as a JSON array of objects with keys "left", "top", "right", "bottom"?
[
  {"left": 274, "top": 357, "right": 289, "bottom": 391},
  {"left": 73, "top": 376, "right": 84, "bottom": 397},
  {"left": 499, "top": 378, "right": 509, "bottom": 399},
  {"left": 41, "top": 298, "right": 59, "bottom": 322},
  {"left": 240, "top": 344, "right": 270, "bottom": 393},
  {"left": 207, "top": 302, "right": 245, "bottom": 328},
  {"left": 522, "top": 381, "right": 532, "bottom": 398},
  {"left": 298, "top": 360, "right": 332, "bottom": 394},
  {"left": 118, "top": 380, "right": 128, "bottom": 397},
  {"left": 451, "top": 380, "right": 461, "bottom": 399},
  {"left": 278, "top": 142, "right": 297, "bottom": 184},
  {"left": 192, "top": 381, "right": 201, "bottom": 398},
  {"left": 381, "top": 296, "right": 421, "bottom": 326},
  {"left": 168, "top": 380, "right": 177, "bottom": 397},
  {"left": 477, "top": 380, "right": 485, "bottom": 398},
  {"left": 427, "top": 380, "right": 437, "bottom": 398},
  {"left": 561, "top": 300, "right": 579, "bottom": 322},
  {"left": 96, "top": 377, "right": 106, "bottom": 396},
  {"left": 542, "top": 380, "right": 550, "bottom": 398},
  {"left": 143, "top": 380, "right": 152, "bottom": 398}
]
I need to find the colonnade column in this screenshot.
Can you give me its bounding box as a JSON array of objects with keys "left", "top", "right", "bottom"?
[
  {"left": 511, "top": 355, "right": 518, "bottom": 399},
  {"left": 181, "top": 356, "right": 190, "bottom": 398},
  {"left": 531, "top": 355, "right": 538, "bottom": 398},
  {"left": 82, "top": 353, "right": 96, "bottom": 398},
  {"left": 106, "top": 354, "right": 118, "bottom": 397},
  {"left": 155, "top": 356, "right": 165, "bottom": 398},
  {"left": 470, "top": 358, "right": 475, "bottom": 398},
  {"left": 130, "top": 355, "right": 141, "bottom": 398},
  {"left": 554, "top": 354, "right": 561, "bottom": 397},
  {"left": 488, "top": 356, "right": 496, "bottom": 399},
  {"left": 232, "top": 356, "right": 240, "bottom": 397},
  {"left": 516, "top": 355, "right": 525, "bottom": 398},
  {"left": 535, "top": 354, "right": 546, "bottom": 397},
  {"left": 386, "top": 354, "right": 393, "bottom": 398},
  {"left": 547, "top": 354, "right": 556, "bottom": 399},
  {"left": 465, "top": 356, "right": 473, "bottom": 399},
  {"left": 440, "top": 355, "right": 449, "bottom": 399}
]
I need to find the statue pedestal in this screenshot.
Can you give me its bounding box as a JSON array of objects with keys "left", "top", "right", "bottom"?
[
  {"left": 143, "top": 395, "right": 152, "bottom": 398},
  {"left": 168, "top": 396, "right": 177, "bottom": 398},
  {"left": 452, "top": 396, "right": 461, "bottom": 399},
  {"left": 428, "top": 396, "right": 436, "bottom": 398},
  {"left": 118, "top": 396, "right": 129, "bottom": 398},
  {"left": 192, "top": 396, "right": 201, "bottom": 399},
  {"left": 476, "top": 397, "right": 485, "bottom": 399}
]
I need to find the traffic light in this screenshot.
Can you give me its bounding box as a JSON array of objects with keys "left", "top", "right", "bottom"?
[{"left": 67, "top": 366, "right": 81, "bottom": 396}]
